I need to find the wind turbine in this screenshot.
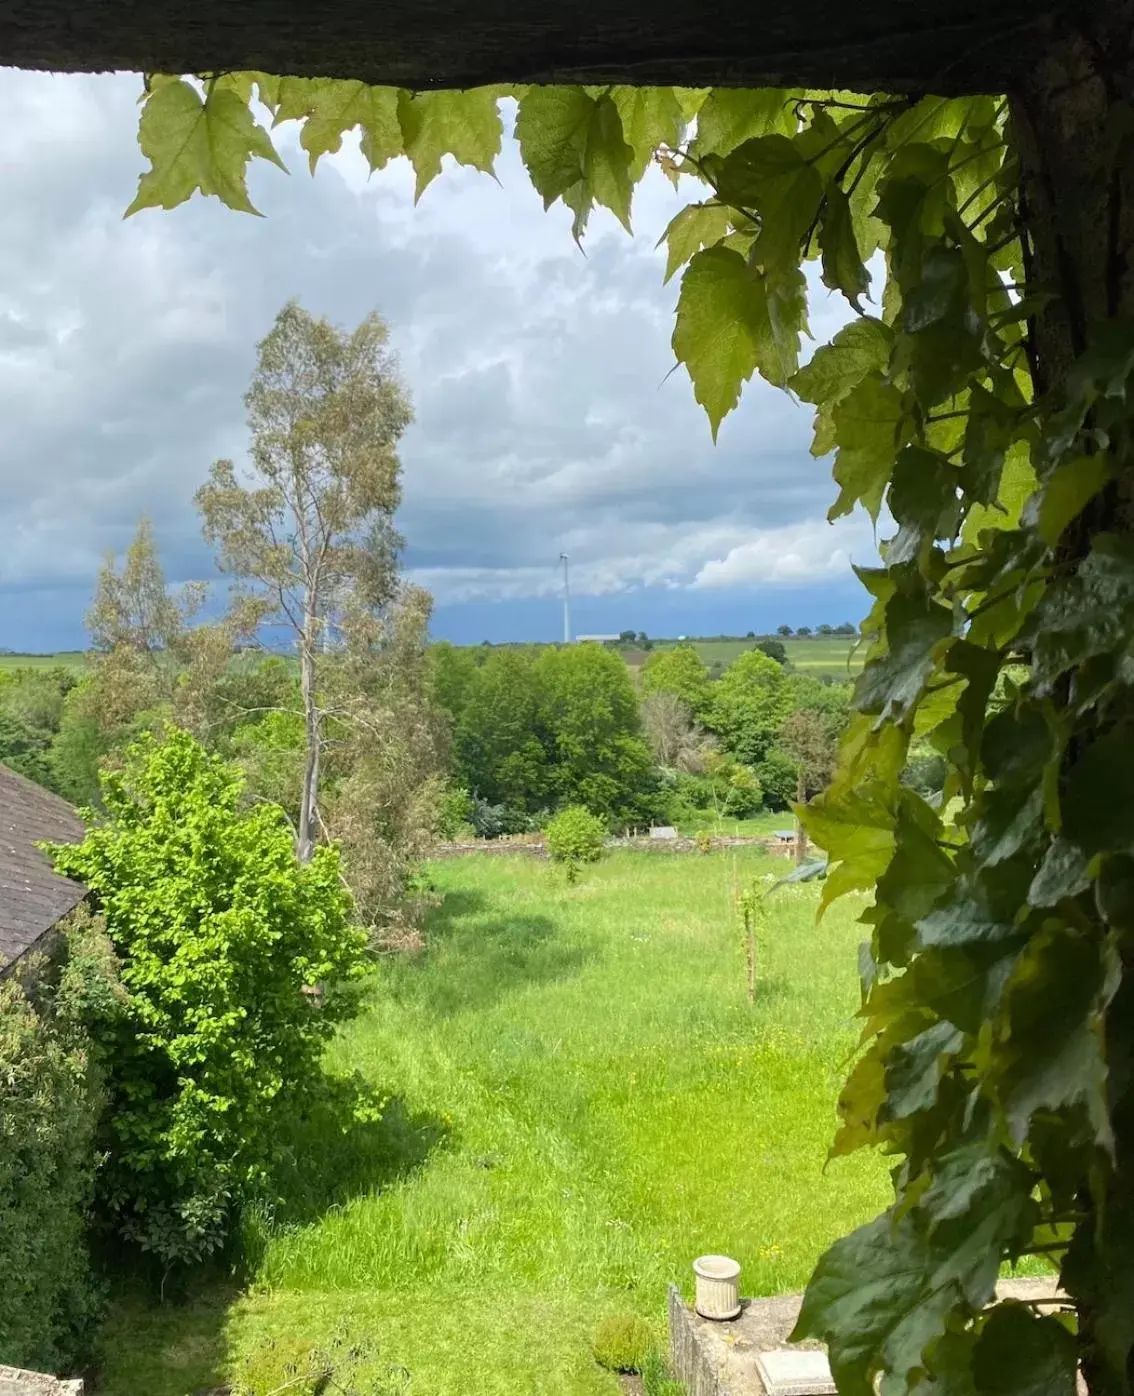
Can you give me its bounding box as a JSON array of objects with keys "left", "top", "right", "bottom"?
[{"left": 560, "top": 553, "right": 571, "bottom": 644}]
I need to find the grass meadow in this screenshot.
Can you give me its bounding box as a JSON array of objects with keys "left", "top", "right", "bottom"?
[{"left": 95, "top": 847, "right": 885, "bottom": 1394}]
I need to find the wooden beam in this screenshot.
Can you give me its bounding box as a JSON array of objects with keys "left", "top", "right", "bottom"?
[{"left": 0, "top": 1, "right": 1064, "bottom": 94}]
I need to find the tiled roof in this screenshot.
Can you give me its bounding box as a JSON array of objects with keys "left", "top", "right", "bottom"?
[{"left": 0, "top": 765, "right": 86, "bottom": 972}]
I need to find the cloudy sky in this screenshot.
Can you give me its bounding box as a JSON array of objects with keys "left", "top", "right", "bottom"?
[{"left": 0, "top": 70, "right": 879, "bottom": 651}]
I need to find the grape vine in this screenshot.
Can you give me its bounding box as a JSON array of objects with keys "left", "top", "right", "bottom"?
[{"left": 127, "top": 72, "right": 1134, "bottom": 1396}]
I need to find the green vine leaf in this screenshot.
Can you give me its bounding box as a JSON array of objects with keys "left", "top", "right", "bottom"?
[
  {"left": 515, "top": 86, "right": 633, "bottom": 238},
  {"left": 1027, "top": 838, "right": 1091, "bottom": 908},
  {"left": 972, "top": 1304, "right": 1078, "bottom": 1396},
  {"left": 819, "top": 184, "right": 870, "bottom": 307},
  {"left": 396, "top": 89, "right": 503, "bottom": 199},
  {"left": 993, "top": 927, "right": 1118, "bottom": 1148},
  {"left": 268, "top": 78, "right": 403, "bottom": 172},
  {"left": 790, "top": 317, "right": 893, "bottom": 406},
  {"left": 1033, "top": 455, "right": 1112, "bottom": 547},
  {"left": 127, "top": 78, "right": 286, "bottom": 216},
  {"left": 1029, "top": 534, "right": 1134, "bottom": 688},
  {"left": 672, "top": 247, "right": 778, "bottom": 437},
  {"left": 658, "top": 202, "right": 734, "bottom": 283},
  {"left": 916, "top": 891, "right": 1017, "bottom": 949},
  {"left": 1063, "top": 727, "right": 1134, "bottom": 855},
  {"left": 829, "top": 372, "right": 909, "bottom": 521},
  {"left": 885, "top": 1021, "right": 964, "bottom": 1118},
  {"left": 886, "top": 445, "right": 962, "bottom": 566},
  {"left": 856, "top": 583, "right": 955, "bottom": 721},
  {"left": 803, "top": 776, "right": 898, "bottom": 911},
  {"left": 611, "top": 86, "right": 685, "bottom": 180},
  {"left": 693, "top": 88, "right": 800, "bottom": 157},
  {"left": 792, "top": 1206, "right": 1015, "bottom": 1396},
  {"left": 715, "top": 136, "right": 825, "bottom": 278}
]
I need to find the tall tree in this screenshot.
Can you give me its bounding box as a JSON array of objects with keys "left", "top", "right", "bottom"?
[
  {"left": 85, "top": 515, "right": 199, "bottom": 728},
  {"left": 323, "top": 583, "right": 447, "bottom": 938},
  {"left": 639, "top": 644, "right": 712, "bottom": 718},
  {"left": 197, "top": 302, "right": 412, "bottom": 862},
  {"left": 707, "top": 648, "right": 790, "bottom": 767},
  {"left": 640, "top": 690, "right": 708, "bottom": 772},
  {"left": 535, "top": 643, "right": 656, "bottom": 824},
  {"left": 454, "top": 649, "right": 553, "bottom": 812},
  {"left": 778, "top": 708, "right": 838, "bottom": 864}
]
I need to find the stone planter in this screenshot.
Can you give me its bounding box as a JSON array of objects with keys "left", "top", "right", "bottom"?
[{"left": 693, "top": 1254, "right": 742, "bottom": 1320}]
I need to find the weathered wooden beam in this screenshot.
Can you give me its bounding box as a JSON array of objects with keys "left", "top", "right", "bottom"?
[{"left": 0, "top": 1, "right": 1066, "bottom": 94}]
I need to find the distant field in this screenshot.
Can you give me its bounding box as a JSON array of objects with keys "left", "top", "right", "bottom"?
[
  {"left": 0, "top": 637, "right": 863, "bottom": 681},
  {"left": 0, "top": 651, "right": 86, "bottom": 673},
  {"left": 646, "top": 636, "right": 862, "bottom": 678}
]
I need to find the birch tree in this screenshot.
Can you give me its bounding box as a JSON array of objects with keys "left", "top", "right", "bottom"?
[{"left": 196, "top": 301, "right": 412, "bottom": 861}]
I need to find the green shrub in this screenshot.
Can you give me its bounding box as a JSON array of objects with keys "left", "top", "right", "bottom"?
[
  {"left": 902, "top": 741, "right": 947, "bottom": 799},
  {"left": 469, "top": 796, "right": 533, "bottom": 839},
  {"left": 545, "top": 805, "right": 607, "bottom": 882},
  {"left": 756, "top": 747, "right": 798, "bottom": 811},
  {"left": 434, "top": 784, "right": 475, "bottom": 839},
  {"left": 0, "top": 908, "right": 120, "bottom": 1371},
  {"left": 706, "top": 753, "right": 764, "bottom": 817},
  {"left": 592, "top": 1314, "right": 655, "bottom": 1373},
  {"left": 50, "top": 727, "right": 369, "bottom": 1268}
]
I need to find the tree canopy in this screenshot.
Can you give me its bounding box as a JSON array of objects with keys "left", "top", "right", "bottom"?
[{"left": 639, "top": 644, "right": 712, "bottom": 718}]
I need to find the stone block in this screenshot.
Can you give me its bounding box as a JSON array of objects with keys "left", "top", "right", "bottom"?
[{"left": 0, "top": 1370, "right": 82, "bottom": 1396}]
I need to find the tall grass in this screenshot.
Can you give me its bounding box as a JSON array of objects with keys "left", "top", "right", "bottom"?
[{"left": 96, "top": 849, "right": 886, "bottom": 1395}]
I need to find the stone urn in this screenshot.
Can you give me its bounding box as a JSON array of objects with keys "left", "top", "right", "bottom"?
[{"left": 693, "top": 1254, "right": 742, "bottom": 1320}]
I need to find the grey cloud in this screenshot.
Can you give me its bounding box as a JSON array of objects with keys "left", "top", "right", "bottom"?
[{"left": 0, "top": 71, "right": 866, "bottom": 637}]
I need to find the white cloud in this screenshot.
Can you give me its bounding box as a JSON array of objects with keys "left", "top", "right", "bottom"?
[{"left": 692, "top": 517, "right": 877, "bottom": 589}]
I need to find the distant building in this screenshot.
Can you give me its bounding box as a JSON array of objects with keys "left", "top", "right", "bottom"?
[
  {"left": 574, "top": 634, "right": 620, "bottom": 644},
  {"left": 0, "top": 765, "right": 86, "bottom": 977}
]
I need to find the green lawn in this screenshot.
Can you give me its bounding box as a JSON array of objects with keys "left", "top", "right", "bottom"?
[{"left": 95, "top": 849, "right": 886, "bottom": 1395}]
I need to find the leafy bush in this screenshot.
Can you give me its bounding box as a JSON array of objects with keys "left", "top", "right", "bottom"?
[
  {"left": 545, "top": 804, "right": 607, "bottom": 882},
  {"left": 469, "top": 796, "right": 533, "bottom": 839},
  {"left": 756, "top": 748, "right": 798, "bottom": 811},
  {"left": 706, "top": 753, "right": 764, "bottom": 817},
  {"left": 902, "top": 741, "right": 947, "bottom": 799},
  {"left": 754, "top": 637, "right": 787, "bottom": 665},
  {"left": 592, "top": 1314, "right": 655, "bottom": 1373},
  {"left": 0, "top": 908, "right": 120, "bottom": 1371},
  {"left": 50, "top": 727, "right": 368, "bottom": 1267},
  {"left": 434, "top": 784, "right": 475, "bottom": 839}
]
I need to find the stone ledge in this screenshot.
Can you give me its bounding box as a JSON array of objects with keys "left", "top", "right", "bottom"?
[
  {"left": 0, "top": 1367, "right": 83, "bottom": 1395},
  {"left": 668, "top": 1279, "right": 1063, "bottom": 1396}
]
